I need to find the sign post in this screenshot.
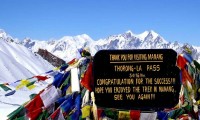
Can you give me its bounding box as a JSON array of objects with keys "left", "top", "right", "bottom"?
[{"left": 93, "top": 49, "right": 180, "bottom": 110}]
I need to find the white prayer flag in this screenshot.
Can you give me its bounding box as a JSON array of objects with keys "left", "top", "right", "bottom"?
[
  {"left": 40, "top": 85, "right": 61, "bottom": 108},
  {"left": 140, "top": 112, "right": 157, "bottom": 120},
  {"left": 71, "top": 67, "right": 80, "bottom": 92}
]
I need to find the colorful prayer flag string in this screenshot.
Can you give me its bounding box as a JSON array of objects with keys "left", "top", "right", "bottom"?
[{"left": 6, "top": 48, "right": 200, "bottom": 120}]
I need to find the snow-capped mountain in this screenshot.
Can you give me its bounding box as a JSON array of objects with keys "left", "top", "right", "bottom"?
[
  {"left": 0, "top": 29, "right": 16, "bottom": 42},
  {"left": 20, "top": 34, "right": 93, "bottom": 62},
  {"left": 0, "top": 30, "right": 53, "bottom": 83},
  {"left": 20, "top": 30, "right": 200, "bottom": 62},
  {"left": 1, "top": 28, "right": 200, "bottom": 68}
]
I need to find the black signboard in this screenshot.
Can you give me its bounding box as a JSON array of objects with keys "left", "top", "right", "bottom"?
[{"left": 93, "top": 49, "right": 181, "bottom": 110}]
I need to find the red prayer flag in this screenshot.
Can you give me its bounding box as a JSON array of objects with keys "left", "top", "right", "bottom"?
[
  {"left": 50, "top": 108, "right": 60, "bottom": 119},
  {"left": 81, "top": 62, "right": 93, "bottom": 91},
  {"left": 34, "top": 75, "right": 49, "bottom": 81},
  {"left": 97, "top": 108, "right": 103, "bottom": 120},
  {"left": 177, "top": 55, "right": 187, "bottom": 69},
  {"left": 130, "top": 110, "right": 140, "bottom": 120},
  {"left": 25, "top": 95, "right": 44, "bottom": 120},
  {"left": 28, "top": 108, "right": 43, "bottom": 120}
]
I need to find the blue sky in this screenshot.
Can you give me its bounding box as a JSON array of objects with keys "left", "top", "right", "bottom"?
[{"left": 0, "top": 0, "right": 200, "bottom": 45}]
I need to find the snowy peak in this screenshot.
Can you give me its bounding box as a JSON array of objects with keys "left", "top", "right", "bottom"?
[
  {"left": 104, "top": 30, "right": 135, "bottom": 43},
  {"left": 148, "top": 30, "right": 159, "bottom": 39},
  {"left": 0, "top": 29, "right": 12, "bottom": 41},
  {"left": 0, "top": 29, "right": 7, "bottom": 38},
  {"left": 137, "top": 30, "right": 159, "bottom": 40},
  {"left": 23, "top": 37, "right": 31, "bottom": 43},
  {"left": 60, "top": 34, "right": 92, "bottom": 42},
  {"left": 135, "top": 30, "right": 167, "bottom": 45},
  {"left": 125, "top": 30, "right": 133, "bottom": 34},
  {"left": 75, "top": 34, "right": 93, "bottom": 41},
  {"left": 99, "top": 30, "right": 167, "bottom": 47},
  {"left": 0, "top": 35, "right": 53, "bottom": 83},
  {"left": 21, "top": 37, "right": 35, "bottom": 49},
  {"left": 123, "top": 30, "right": 134, "bottom": 38},
  {"left": 137, "top": 31, "right": 149, "bottom": 40}
]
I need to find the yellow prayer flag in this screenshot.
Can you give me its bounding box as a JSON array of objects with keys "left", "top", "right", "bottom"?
[
  {"left": 53, "top": 66, "right": 61, "bottom": 71},
  {"left": 118, "top": 111, "right": 130, "bottom": 120},
  {"left": 27, "top": 85, "right": 36, "bottom": 90},
  {"left": 16, "top": 79, "right": 30, "bottom": 90},
  {"left": 66, "top": 86, "right": 72, "bottom": 95},
  {"left": 81, "top": 105, "right": 91, "bottom": 118}
]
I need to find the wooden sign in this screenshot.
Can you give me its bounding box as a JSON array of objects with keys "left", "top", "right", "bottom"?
[{"left": 93, "top": 49, "right": 181, "bottom": 110}]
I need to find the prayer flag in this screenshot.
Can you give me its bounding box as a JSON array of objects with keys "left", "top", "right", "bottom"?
[
  {"left": 0, "top": 84, "right": 12, "bottom": 91},
  {"left": 81, "top": 62, "right": 93, "bottom": 91},
  {"left": 130, "top": 110, "right": 140, "bottom": 120},
  {"left": 140, "top": 112, "right": 157, "bottom": 120},
  {"left": 71, "top": 68, "right": 80, "bottom": 92},
  {"left": 40, "top": 85, "right": 61, "bottom": 108}
]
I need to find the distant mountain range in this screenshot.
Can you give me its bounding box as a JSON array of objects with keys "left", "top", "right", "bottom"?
[
  {"left": 17, "top": 30, "right": 200, "bottom": 62},
  {"left": 1, "top": 29, "right": 200, "bottom": 64}
]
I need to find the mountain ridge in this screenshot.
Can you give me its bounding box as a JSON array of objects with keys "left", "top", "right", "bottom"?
[
  {"left": 1, "top": 29, "right": 200, "bottom": 62},
  {"left": 0, "top": 36, "right": 53, "bottom": 83}
]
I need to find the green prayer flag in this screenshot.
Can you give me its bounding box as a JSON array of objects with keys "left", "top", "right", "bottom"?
[
  {"left": 104, "top": 108, "right": 118, "bottom": 119},
  {"left": 7, "top": 106, "right": 26, "bottom": 120},
  {"left": 0, "top": 84, "right": 12, "bottom": 91},
  {"left": 15, "top": 115, "right": 28, "bottom": 120},
  {"left": 37, "top": 110, "right": 49, "bottom": 120},
  {"left": 26, "top": 81, "right": 36, "bottom": 87},
  {"left": 29, "top": 94, "right": 37, "bottom": 100}
]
